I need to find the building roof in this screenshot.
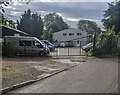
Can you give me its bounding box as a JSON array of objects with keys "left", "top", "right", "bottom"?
[
  {"left": 0, "top": 25, "right": 31, "bottom": 37},
  {"left": 53, "top": 28, "right": 87, "bottom": 34}
]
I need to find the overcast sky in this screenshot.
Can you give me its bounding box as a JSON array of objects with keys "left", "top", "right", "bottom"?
[{"left": 4, "top": 0, "right": 115, "bottom": 29}]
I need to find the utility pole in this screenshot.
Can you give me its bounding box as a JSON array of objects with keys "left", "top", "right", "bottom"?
[{"left": 93, "top": 32, "right": 96, "bottom": 56}]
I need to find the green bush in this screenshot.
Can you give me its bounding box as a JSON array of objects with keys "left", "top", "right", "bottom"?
[
  {"left": 118, "top": 48, "right": 120, "bottom": 57},
  {"left": 94, "top": 26, "right": 118, "bottom": 56},
  {"left": 118, "top": 33, "right": 120, "bottom": 57}
]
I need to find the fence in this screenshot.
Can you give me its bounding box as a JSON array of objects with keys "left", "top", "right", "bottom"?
[{"left": 50, "top": 41, "right": 91, "bottom": 56}]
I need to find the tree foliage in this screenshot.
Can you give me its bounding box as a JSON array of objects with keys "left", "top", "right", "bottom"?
[
  {"left": 17, "top": 9, "right": 44, "bottom": 37},
  {"left": 0, "top": 1, "right": 9, "bottom": 13},
  {"left": 0, "top": 14, "right": 16, "bottom": 28},
  {"left": 41, "top": 29, "right": 53, "bottom": 42},
  {"left": 44, "top": 13, "right": 69, "bottom": 33},
  {"left": 77, "top": 20, "right": 101, "bottom": 34},
  {"left": 102, "top": 1, "right": 120, "bottom": 34},
  {"left": 95, "top": 26, "right": 118, "bottom": 56},
  {"left": 42, "top": 13, "right": 69, "bottom": 42},
  {"left": 0, "top": 0, "right": 32, "bottom": 13}
]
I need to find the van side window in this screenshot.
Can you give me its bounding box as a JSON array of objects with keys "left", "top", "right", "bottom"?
[
  {"left": 33, "top": 41, "right": 43, "bottom": 48},
  {"left": 19, "top": 41, "right": 32, "bottom": 46}
]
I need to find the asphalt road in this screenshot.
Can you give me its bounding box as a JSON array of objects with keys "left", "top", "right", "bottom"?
[{"left": 10, "top": 58, "right": 118, "bottom": 93}]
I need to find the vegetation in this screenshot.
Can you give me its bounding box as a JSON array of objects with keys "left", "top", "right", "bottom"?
[
  {"left": 41, "top": 29, "right": 53, "bottom": 42},
  {"left": 42, "top": 13, "right": 69, "bottom": 42},
  {"left": 17, "top": 9, "right": 44, "bottom": 37},
  {"left": 0, "top": 0, "right": 32, "bottom": 13},
  {"left": 0, "top": 1, "right": 9, "bottom": 13},
  {"left": 93, "top": 26, "right": 118, "bottom": 56},
  {"left": 77, "top": 20, "right": 101, "bottom": 34},
  {"left": 91, "top": 1, "right": 120, "bottom": 57},
  {"left": 0, "top": 14, "right": 16, "bottom": 28},
  {"left": 102, "top": 1, "right": 120, "bottom": 34},
  {"left": 44, "top": 13, "right": 69, "bottom": 33},
  {"left": 118, "top": 33, "right": 120, "bottom": 57}
]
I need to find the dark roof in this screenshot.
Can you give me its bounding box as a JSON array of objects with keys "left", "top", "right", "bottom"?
[{"left": 0, "top": 26, "right": 31, "bottom": 38}]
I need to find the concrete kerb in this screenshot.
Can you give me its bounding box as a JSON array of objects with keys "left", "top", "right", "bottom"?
[
  {"left": 36, "top": 63, "right": 77, "bottom": 81},
  {"left": 52, "top": 55, "right": 87, "bottom": 60},
  {"left": 1, "top": 80, "right": 36, "bottom": 94},
  {"left": 1, "top": 64, "right": 78, "bottom": 94}
]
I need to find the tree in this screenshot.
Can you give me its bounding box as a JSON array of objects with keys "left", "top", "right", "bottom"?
[
  {"left": 43, "top": 13, "right": 69, "bottom": 42},
  {"left": 102, "top": 1, "right": 120, "bottom": 34},
  {"left": 0, "top": 1, "right": 9, "bottom": 13},
  {"left": 42, "top": 28, "right": 53, "bottom": 42},
  {"left": 95, "top": 26, "right": 117, "bottom": 56},
  {"left": 0, "top": 14, "right": 16, "bottom": 28},
  {"left": 0, "top": 0, "right": 32, "bottom": 13},
  {"left": 17, "top": 9, "right": 44, "bottom": 37},
  {"left": 44, "top": 13, "right": 69, "bottom": 33},
  {"left": 77, "top": 20, "right": 101, "bottom": 34}
]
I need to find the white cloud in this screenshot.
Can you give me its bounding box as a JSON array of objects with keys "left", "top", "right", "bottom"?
[
  {"left": 67, "top": 18, "right": 79, "bottom": 22},
  {"left": 10, "top": 11, "right": 21, "bottom": 16},
  {"left": 65, "top": 17, "right": 104, "bottom": 28},
  {"left": 4, "top": 1, "right": 108, "bottom": 29},
  {"left": 33, "top": 0, "right": 53, "bottom": 2},
  {"left": 31, "top": 0, "right": 115, "bottom": 2},
  {"left": 3, "top": 0, "right": 114, "bottom": 3}
]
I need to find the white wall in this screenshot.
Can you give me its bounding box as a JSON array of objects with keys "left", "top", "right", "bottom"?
[{"left": 53, "top": 28, "right": 88, "bottom": 42}]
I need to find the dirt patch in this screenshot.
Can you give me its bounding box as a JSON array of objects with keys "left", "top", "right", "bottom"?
[{"left": 2, "top": 56, "right": 71, "bottom": 88}]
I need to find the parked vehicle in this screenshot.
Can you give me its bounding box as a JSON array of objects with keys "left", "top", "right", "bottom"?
[
  {"left": 82, "top": 43, "right": 93, "bottom": 52},
  {"left": 58, "top": 41, "right": 73, "bottom": 47},
  {"left": 66, "top": 41, "right": 73, "bottom": 47},
  {"left": 3, "top": 36, "right": 50, "bottom": 56},
  {"left": 41, "top": 40, "right": 55, "bottom": 51},
  {"left": 59, "top": 42, "right": 65, "bottom": 47}
]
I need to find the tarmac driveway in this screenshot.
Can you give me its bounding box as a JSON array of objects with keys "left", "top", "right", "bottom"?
[{"left": 10, "top": 58, "right": 118, "bottom": 93}]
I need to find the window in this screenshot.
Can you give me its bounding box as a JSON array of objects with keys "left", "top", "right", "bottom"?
[
  {"left": 69, "top": 33, "right": 74, "bottom": 36},
  {"left": 43, "top": 41, "right": 51, "bottom": 45},
  {"left": 19, "top": 41, "right": 32, "bottom": 46},
  {"left": 63, "top": 33, "right": 66, "bottom": 36},
  {"left": 77, "top": 33, "right": 82, "bottom": 35},
  {"left": 33, "top": 41, "right": 43, "bottom": 48}
]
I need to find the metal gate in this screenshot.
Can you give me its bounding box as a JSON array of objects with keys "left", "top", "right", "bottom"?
[{"left": 50, "top": 41, "right": 90, "bottom": 56}]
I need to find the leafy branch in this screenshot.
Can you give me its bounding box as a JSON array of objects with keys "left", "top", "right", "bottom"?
[
  {"left": 0, "top": 1, "right": 9, "bottom": 13},
  {"left": 0, "top": 0, "right": 33, "bottom": 14}
]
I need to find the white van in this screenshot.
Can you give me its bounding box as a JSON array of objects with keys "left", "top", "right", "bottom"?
[{"left": 3, "top": 36, "right": 50, "bottom": 56}]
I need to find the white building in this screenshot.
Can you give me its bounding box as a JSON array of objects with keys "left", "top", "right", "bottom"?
[{"left": 53, "top": 28, "right": 89, "bottom": 47}]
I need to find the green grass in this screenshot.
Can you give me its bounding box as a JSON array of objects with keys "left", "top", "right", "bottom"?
[
  {"left": 86, "top": 52, "right": 96, "bottom": 59},
  {"left": 87, "top": 56, "right": 96, "bottom": 59},
  {"left": 0, "top": 67, "right": 19, "bottom": 73}
]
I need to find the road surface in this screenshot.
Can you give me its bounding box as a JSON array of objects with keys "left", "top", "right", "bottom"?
[{"left": 10, "top": 58, "right": 118, "bottom": 93}]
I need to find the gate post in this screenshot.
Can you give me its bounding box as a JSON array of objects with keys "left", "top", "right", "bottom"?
[
  {"left": 80, "top": 41, "right": 81, "bottom": 55},
  {"left": 68, "top": 47, "right": 69, "bottom": 56},
  {"left": 93, "top": 33, "right": 96, "bottom": 56}
]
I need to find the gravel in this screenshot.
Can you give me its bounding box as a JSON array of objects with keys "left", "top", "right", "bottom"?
[{"left": 2, "top": 56, "right": 71, "bottom": 88}]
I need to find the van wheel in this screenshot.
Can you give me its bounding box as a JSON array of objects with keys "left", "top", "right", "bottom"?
[{"left": 39, "top": 51, "right": 46, "bottom": 56}]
